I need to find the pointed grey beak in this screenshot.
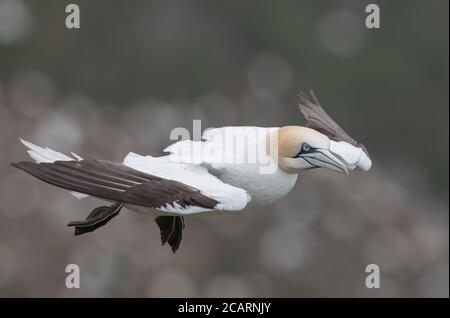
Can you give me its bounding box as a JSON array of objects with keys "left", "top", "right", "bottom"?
[{"left": 301, "top": 149, "right": 349, "bottom": 175}]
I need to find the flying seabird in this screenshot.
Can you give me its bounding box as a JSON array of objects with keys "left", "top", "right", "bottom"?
[{"left": 12, "top": 91, "right": 372, "bottom": 253}]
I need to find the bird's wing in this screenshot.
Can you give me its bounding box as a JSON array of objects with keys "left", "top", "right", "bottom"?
[
  {"left": 298, "top": 90, "right": 359, "bottom": 146},
  {"left": 12, "top": 158, "right": 249, "bottom": 215},
  {"left": 298, "top": 90, "right": 372, "bottom": 170},
  {"left": 122, "top": 152, "right": 250, "bottom": 213},
  {"left": 163, "top": 126, "right": 278, "bottom": 170}
]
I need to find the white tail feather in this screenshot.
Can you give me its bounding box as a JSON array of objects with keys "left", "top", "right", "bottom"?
[
  {"left": 19, "top": 139, "right": 88, "bottom": 199},
  {"left": 20, "top": 138, "right": 74, "bottom": 163}
]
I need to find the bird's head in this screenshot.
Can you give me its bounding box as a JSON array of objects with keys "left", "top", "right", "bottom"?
[
  {"left": 277, "top": 126, "right": 348, "bottom": 174},
  {"left": 276, "top": 90, "right": 372, "bottom": 175}
]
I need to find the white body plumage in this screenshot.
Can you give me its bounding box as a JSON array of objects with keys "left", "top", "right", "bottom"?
[{"left": 19, "top": 125, "right": 370, "bottom": 216}]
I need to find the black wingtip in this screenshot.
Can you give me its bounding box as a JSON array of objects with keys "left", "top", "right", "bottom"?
[
  {"left": 308, "top": 89, "right": 320, "bottom": 104},
  {"left": 10, "top": 162, "right": 23, "bottom": 169},
  {"left": 11, "top": 161, "right": 36, "bottom": 172},
  {"left": 298, "top": 89, "right": 319, "bottom": 106}
]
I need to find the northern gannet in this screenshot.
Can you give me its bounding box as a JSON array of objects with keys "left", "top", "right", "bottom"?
[{"left": 12, "top": 91, "right": 372, "bottom": 253}]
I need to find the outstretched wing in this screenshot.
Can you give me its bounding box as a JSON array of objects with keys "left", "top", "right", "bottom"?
[
  {"left": 299, "top": 90, "right": 366, "bottom": 147},
  {"left": 12, "top": 159, "right": 219, "bottom": 212},
  {"left": 298, "top": 90, "right": 372, "bottom": 170}
]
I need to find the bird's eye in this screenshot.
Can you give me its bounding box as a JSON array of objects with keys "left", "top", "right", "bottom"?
[
  {"left": 301, "top": 143, "right": 311, "bottom": 153},
  {"left": 293, "top": 143, "right": 314, "bottom": 158}
]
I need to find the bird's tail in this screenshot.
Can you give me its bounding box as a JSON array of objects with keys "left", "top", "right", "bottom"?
[{"left": 15, "top": 139, "right": 89, "bottom": 199}]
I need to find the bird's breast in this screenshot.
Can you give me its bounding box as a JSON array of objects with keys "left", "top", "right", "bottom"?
[{"left": 210, "top": 163, "right": 298, "bottom": 206}]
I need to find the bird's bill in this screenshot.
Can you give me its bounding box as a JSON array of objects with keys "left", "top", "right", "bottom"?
[{"left": 300, "top": 149, "right": 349, "bottom": 175}]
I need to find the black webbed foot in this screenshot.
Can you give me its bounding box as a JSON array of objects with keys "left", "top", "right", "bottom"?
[
  {"left": 67, "top": 202, "right": 124, "bottom": 235},
  {"left": 155, "top": 216, "right": 185, "bottom": 253}
]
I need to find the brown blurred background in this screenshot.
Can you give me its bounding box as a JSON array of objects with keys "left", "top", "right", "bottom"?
[{"left": 0, "top": 0, "right": 448, "bottom": 297}]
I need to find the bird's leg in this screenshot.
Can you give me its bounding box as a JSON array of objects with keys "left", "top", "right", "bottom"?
[
  {"left": 155, "top": 216, "right": 185, "bottom": 253},
  {"left": 67, "top": 202, "right": 124, "bottom": 236}
]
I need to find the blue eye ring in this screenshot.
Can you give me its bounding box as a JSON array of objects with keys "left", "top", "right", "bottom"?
[
  {"left": 301, "top": 143, "right": 311, "bottom": 153},
  {"left": 293, "top": 143, "right": 314, "bottom": 158}
]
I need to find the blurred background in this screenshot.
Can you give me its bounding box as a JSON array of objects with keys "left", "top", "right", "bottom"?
[{"left": 0, "top": 0, "right": 448, "bottom": 297}]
